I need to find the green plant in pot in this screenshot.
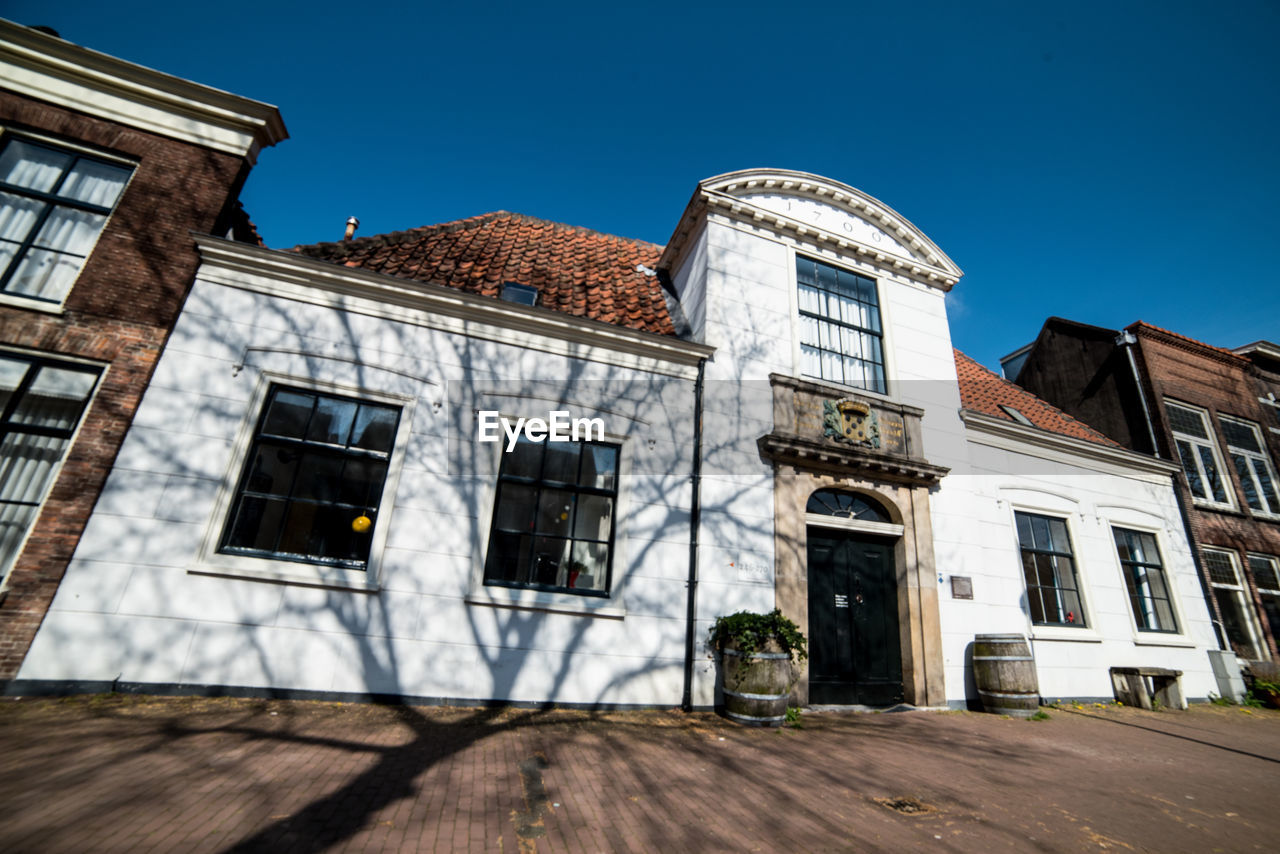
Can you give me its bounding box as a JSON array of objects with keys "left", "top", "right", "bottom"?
[
  {"left": 709, "top": 609, "right": 807, "bottom": 726},
  {"left": 1249, "top": 661, "right": 1280, "bottom": 709}
]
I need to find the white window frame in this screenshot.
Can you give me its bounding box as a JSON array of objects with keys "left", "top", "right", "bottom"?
[
  {"left": 793, "top": 252, "right": 889, "bottom": 397},
  {"left": 1202, "top": 547, "right": 1267, "bottom": 661},
  {"left": 1164, "top": 400, "right": 1235, "bottom": 510},
  {"left": 1109, "top": 525, "right": 1184, "bottom": 636},
  {"left": 1007, "top": 502, "right": 1100, "bottom": 642},
  {"left": 1259, "top": 395, "right": 1280, "bottom": 437},
  {"left": 191, "top": 372, "right": 415, "bottom": 591},
  {"left": 1219, "top": 415, "right": 1280, "bottom": 518},
  {"left": 468, "top": 407, "right": 632, "bottom": 618},
  {"left": 0, "top": 129, "right": 136, "bottom": 313},
  {"left": 1248, "top": 553, "right": 1280, "bottom": 652}
]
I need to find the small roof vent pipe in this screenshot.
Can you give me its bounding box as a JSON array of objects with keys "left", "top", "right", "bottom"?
[{"left": 343, "top": 216, "right": 359, "bottom": 241}]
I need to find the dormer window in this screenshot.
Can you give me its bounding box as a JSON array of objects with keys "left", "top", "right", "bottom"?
[
  {"left": 500, "top": 281, "right": 538, "bottom": 306},
  {"left": 797, "top": 256, "right": 885, "bottom": 394}
]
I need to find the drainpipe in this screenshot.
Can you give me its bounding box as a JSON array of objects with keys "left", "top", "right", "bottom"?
[
  {"left": 681, "top": 358, "right": 707, "bottom": 712},
  {"left": 1116, "top": 331, "right": 1226, "bottom": 649}
]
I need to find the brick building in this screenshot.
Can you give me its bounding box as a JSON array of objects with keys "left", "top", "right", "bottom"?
[
  {"left": 0, "top": 21, "right": 285, "bottom": 676},
  {"left": 1009, "top": 318, "right": 1280, "bottom": 662}
]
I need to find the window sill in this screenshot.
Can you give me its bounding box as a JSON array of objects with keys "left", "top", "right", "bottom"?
[
  {"left": 466, "top": 585, "right": 625, "bottom": 618},
  {"left": 1131, "top": 635, "right": 1199, "bottom": 649},
  {"left": 0, "top": 292, "right": 65, "bottom": 315},
  {"left": 1030, "top": 626, "right": 1102, "bottom": 643},
  {"left": 1189, "top": 500, "right": 1242, "bottom": 516},
  {"left": 189, "top": 557, "right": 379, "bottom": 592}
]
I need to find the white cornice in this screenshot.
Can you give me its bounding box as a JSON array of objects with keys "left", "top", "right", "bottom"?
[
  {"left": 192, "top": 236, "right": 714, "bottom": 380},
  {"left": 659, "top": 169, "right": 962, "bottom": 291},
  {"left": 961, "top": 409, "right": 1180, "bottom": 479},
  {"left": 0, "top": 20, "right": 287, "bottom": 161}
]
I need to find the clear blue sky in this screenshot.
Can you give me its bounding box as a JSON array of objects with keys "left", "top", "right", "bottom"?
[{"left": 8, "top": 1, "right": 1279, "bottom": 369}]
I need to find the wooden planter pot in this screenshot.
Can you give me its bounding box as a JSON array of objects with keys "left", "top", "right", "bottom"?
[{"left": 720, "top": 638, "right": 793, "bottom": 726}]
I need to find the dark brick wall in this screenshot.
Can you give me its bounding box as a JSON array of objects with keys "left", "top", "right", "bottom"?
[
  {"left": 1015, "top": 321, "right": 1155, "bottom": 453},
  {"left": 1138, "top": 333, "right": 1280, "bottom": 659},
  {"left": 0, "top": 91, "right": 249, "bottom": 677}
]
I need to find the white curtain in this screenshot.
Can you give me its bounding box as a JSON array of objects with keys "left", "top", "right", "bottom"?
[
  {"left": 0, "top": 141, "right": 130, "bottom": 301},
  {"left": 0, "top": 364, "right": 98, "bottom": 582}
]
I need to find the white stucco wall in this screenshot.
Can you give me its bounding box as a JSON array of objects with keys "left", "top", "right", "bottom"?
[
  {"left": 20, "top": 271, "right": 710, "bottom": 707},
  {"left": 932, "top": 430, "right": 1220, "bottom": 704}
]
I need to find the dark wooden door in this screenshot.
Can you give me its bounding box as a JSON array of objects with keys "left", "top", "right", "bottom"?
[{"left": 806, "top": 529, "right": 903, "bottom": 705}]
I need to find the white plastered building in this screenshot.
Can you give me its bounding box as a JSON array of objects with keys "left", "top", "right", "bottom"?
[{"left": 14, "top": 170, "right": 1220, "bottom": 707}]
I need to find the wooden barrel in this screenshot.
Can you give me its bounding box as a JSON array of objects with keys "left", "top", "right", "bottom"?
[
  {"left": 720, "top": 639, "right": 791, "bottom": 726},
  {"left": 973, "top": 634, "right": 1040, "bottom": 718}
]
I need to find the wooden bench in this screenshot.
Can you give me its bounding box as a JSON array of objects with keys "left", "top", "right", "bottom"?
[{"left": 1109, "top": 667, "right": 1186, "bottom": 710}]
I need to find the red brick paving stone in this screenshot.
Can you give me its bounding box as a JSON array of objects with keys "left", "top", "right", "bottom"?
[{"left": 2, "top": 697, "right": 1279, "bottom": 852}]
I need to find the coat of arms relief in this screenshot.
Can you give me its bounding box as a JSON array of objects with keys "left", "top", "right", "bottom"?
[{"left": 822, "top": 398, "right": 881, "bottom": 449}]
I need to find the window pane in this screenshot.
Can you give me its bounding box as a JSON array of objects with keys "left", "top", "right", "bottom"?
[
  {"left": 0, "top": 500, "right": 40, "bottom": 579},
  {"left": 350, "top": 404, "right": 398, "bottom": 452},
  {"left": 1221, "top": 419, "right": 1260, "bottom": 452},
  {"left": 0, "top": 357, "right": 29, "bottom": 414},
  {"left": 530, "top": 536, "right": 570, "bottom": 586},
  {"left": 485, "top": 530, "right": 531, "bottom": 584},
  {"left": 798, "top": 284, "right": 820, "bottom": 314},
  {"left": 1253, "top": 459, "right": 1279, "bottom": 514},
  {"left": 32, "top": 207, "right": 106, "bottom": 255},
  {"left": 262, "top": 390, "right": 314, "bottom": 438},
  {"left": 542, "top": 441, "right": 580, "bottom": 485},
  {"left": 307, "top": 396, "right": 357, "bottom": 445},
  {"left": 0, "top": 140, "right": 70, "bottom": 192},
  {"left": 494, "top": 483, "right": 537, "bottom": 532},
  {"left": 535, "top": 487, "right": 574, "bottom": 537},
  {"left": 220, "top": 387, "right": 401, "bottom": 569},
  {"left": 503, "top": 436, "right": 542, "bottom": 480},
  {"left": 1175, "top": 440, "right": 1205, "bottom": 499},
  {"left": 569, "top": 540, "right": 608, "bottom": 592},
  {"left": 573, "top": 494, "right": 613, "bottom": 540},
  {"left": 0, "top": 192, "right": 45, "bottom": 243},
  {"left": 1250, "top": 556, "right": 1280, "bottom": 592},
  {"left": 225, "top": 495, "right": 288, "bottom": 553},
  {"left": 1204, "top": 550, "right": 1240, "bottom": 585},
  {"left": 338, "top": 457, "right": 388, "bottom": 508},
  {"left": 291, "top": 451, "right": 345, "bottom": 503},
  {"left": 1166, "top": 403, "right": 1209, "bottom": 438},
  {"left": 1234, "top": 453, "right": 1262, "bottom": 510},
  {"left": 242, "top": 443, "right": 299, "bottom": 497},
  {"left": 580, "top": 444, "right": 617, "bottom": 490},
  {"left": 1198, "top": 446, "right": 1229, "bottom": 503},
  {"left": 5, "top": 247, "right": 82, "bottom": 300},
  {"left": 1213, "top": 587, "right": 1261, "bottom": 659},
  {"left": 0, "top": 432, "right": 66, "bottom": 503},
  {"left": 10, "top": 366, "right": 96, "bottom": 429},
  {"left": 59, "top": 158, "right": 131, "bottom": 207}
]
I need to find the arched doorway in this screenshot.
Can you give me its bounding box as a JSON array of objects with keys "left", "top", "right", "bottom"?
[{"left": 805, "top": 489, "right": 904, "bottom": 705}]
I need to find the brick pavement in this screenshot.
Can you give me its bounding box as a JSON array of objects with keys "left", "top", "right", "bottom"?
[{"left": 0, "top": 695, "right": 1277, "bottom": 852}]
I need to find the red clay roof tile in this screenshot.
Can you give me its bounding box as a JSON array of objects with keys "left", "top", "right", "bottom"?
[
  {"left": 953, "top": 349, "right": 1121, "bottom": 447},
  {"left": 293, "top": 212, "right": 675, "bottom": 336}
]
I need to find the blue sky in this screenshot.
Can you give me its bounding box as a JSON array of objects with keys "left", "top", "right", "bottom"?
[{"left": 9, "top": 1, "right": 1278, "bottom": 369}]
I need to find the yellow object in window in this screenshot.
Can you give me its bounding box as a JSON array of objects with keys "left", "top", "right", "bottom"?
[{"left": 352, "top": 515, "right": 372, "bottom": 533}]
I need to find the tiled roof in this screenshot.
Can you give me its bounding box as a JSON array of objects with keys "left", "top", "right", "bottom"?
[
  {"left": 292, "top": 212, "right": 676, "bottom": 336},
  {"left": 953, "top": 350, "right": 1121, "bottom": 447}
]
